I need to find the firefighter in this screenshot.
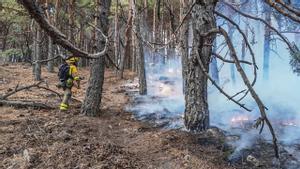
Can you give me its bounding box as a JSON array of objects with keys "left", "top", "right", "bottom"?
[{"left": 58, "top": 57, "right": 80, "bottom": 111}]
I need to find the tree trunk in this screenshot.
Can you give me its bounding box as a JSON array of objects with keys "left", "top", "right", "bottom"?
[
  {"left": 263, "top": 4, "right": 271, "bottom": 80},
  {"left": 133, "top": 0, "right": 147, "bottom": 95},
  {"left": 1, "top": 24, "right": 10, "bottom": 51},
  {"left": 34, "top": 26, "right": 42, "bottom": 81},
  {"left": 210, "top": 41, "right": 219, "bottom": 84},
  {"left": 78, "top": 21, "right": 85, "bottom": 67},
  {"left": 47, "top": 36, "right": 54, "bottom": 72},
  {"left": 114, "top": 0, "right": 120, "bottom": 73},
  {"left": 144, "top": 0, "right": 148, "bottom": 19},
  {"left": 81, "top": 0, "right": 111, "bottom": 116},
  {"left": 45, "top": 0, "right": 54, "bottom": 72},
  {"left": 179, "top": 0, "right": 190, "bottom": 93},
  {"left": 229, "top": 27, "right": 236, "bottom": 84},
  {"left": 241, "top": 20, "right": 248, "bottom": 69},
  {"left": 119, "top": 0, "right": 133, "bottom": 79},
  {"left": 68, "top": 0, "right": 76, "bottom": 42},
  {"left": 184, "top": 0, "right": 217, "bottom": 132}
]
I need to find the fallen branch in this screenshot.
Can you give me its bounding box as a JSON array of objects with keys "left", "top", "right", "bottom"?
[
  {"left": 0, "top": 100, "right": 54, "bottom": 109},
  {"left": 1, "top": 81, "right": 43, "bottom": 100},
  {"left": 0, "top": 81, "right": 61, "bottom": 100},
  {"left": 37, "top": 86, "right": 62, "bottom": 100},
  {"left": 105, "top": 54, "right": 120, "bottom": 70}
]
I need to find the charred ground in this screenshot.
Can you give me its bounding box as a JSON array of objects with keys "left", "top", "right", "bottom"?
[{"left": 0, "top": 63, "right": 234, "bottom": 169}]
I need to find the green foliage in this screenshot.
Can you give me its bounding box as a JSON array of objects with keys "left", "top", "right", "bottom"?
[
  {"left": 0, "top": 48, "right": 22, "bottom": 58},
  {"left": 289, "top": 45, "right": 300, "bottom": 75}
]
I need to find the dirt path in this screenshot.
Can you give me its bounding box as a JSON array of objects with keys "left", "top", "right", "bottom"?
[{"left": 0, "top": 64, "right": 233, "bottom": 169}]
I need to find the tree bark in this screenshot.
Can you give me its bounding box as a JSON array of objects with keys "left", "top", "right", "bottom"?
[
  {"left": 1, "top": 24, "right": 11, "bottom": 51},
  {"left": 263, "top": 4, "right": 271, "bottom": 80},
  {"left": 68, "top": 0, "right": 76, "bottom": 42},
  {"left": 34, "top": 26, "right": 42, "bottom": 81},
  {"left": 133, "top": 0, "right": 147, "bottom": 95},
  {"left": 81, "top": 0, "right": 111, "bottom": 116},
  {"left": 119, "top": 0, "right": 133, "bottom": 79},
  {"left": 184, "top": 0, "right": 217, "bottom": 132},
  {"left": 45, "top": 0, "right": 54, "bottom": 72},
  {"left": 114, "top": 0, "right": 120, "bottom": 73},
  {"left": 210, "top": 41, "right": 219, "bottom": 84},
  {"left": 47, "top": 36, "right": 54, "bottom": 72},
  {"left": 179, "top": 0, "right": 190, "bottom": 93},
  {"left": 227, "top": 0, "right": 236, "bottom": 84}
]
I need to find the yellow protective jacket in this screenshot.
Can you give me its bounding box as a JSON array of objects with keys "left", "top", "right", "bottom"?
[{"left": 66, "top": 64, "right": 80, "bottom": 88}]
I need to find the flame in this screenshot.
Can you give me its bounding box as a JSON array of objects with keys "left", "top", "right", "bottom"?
[
  {"left": 279, "top": 120, "right": 299, "bottom": 127},
  {"left": 230, "top": 114, "right": 251, "bottom": 127},
  {"left": 158, "top": 83, "right": 174, "bottom": 96}
]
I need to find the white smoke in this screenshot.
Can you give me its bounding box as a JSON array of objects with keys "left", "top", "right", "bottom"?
[{"left": 127, "top": 11, "right": 300, "bottom": 162}]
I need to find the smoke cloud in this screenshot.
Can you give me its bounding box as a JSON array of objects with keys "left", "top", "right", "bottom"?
[{"left": 127, "top": 18, "right": 300, "bottom": 162}]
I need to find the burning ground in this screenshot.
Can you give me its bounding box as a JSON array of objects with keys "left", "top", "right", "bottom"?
[
  {"left": 0, "top": 63, "right": 235, "bottom": 169},
  {"left": 126, "top": 54, "right": 300, "bottom": 168}
]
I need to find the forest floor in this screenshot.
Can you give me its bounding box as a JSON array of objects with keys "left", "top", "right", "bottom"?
[{"left": 0, "top": 63, "right": 236, "bottom": 169}]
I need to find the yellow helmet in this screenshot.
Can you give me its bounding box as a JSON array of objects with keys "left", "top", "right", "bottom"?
[{"left": 67, "top": 57, "right": 79, "bottom": 63}]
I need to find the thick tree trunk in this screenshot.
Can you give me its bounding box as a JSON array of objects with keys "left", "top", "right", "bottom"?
[
  {"left": 184, "top": 0, "right": 217, "bottom": 132},
  {"left": 263, "top": 4, "right": 271, "bottom": 80},
  {"left": 133, "top": 0, "right": 147, "bottom": 95},
  {"left": 81, "top": 0, "right": 111, "bottom": 116}
]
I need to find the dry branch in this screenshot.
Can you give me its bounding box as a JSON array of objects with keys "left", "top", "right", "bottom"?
[
  {"left": 212, "top": 52, "right": 252, "bottom": 65},
  {"left": 274, "top": 0, "right": 300, "bottom": 16},
  {"left": 199, "top": 27, "right": 279, "bottom": 158},
  {"left": 219, "top": 27, "right": 279, "bottom": 158},
  {"left": 223, "top": 1, "right": 296, "bottom": 53},
  {"left": 0, "top": 81, "right": 61, "bottom": 100},
  {"left": 128, "top": 1, "right": 196, "bottom": 51},
  {"left": 265, "top": 0, "right": 300, "bottom": 23},
  {"left": 32, "top": 54, "right": 61, "bottom": 64},
  {"left": 1, "top": 81, "right": 43, "bottom": 100},
  {"left": 17, "top": 0, "right": 109, "bottom": 59},
  {"left": 197, "top": 58, "right": 251, "bottom": 112}
]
